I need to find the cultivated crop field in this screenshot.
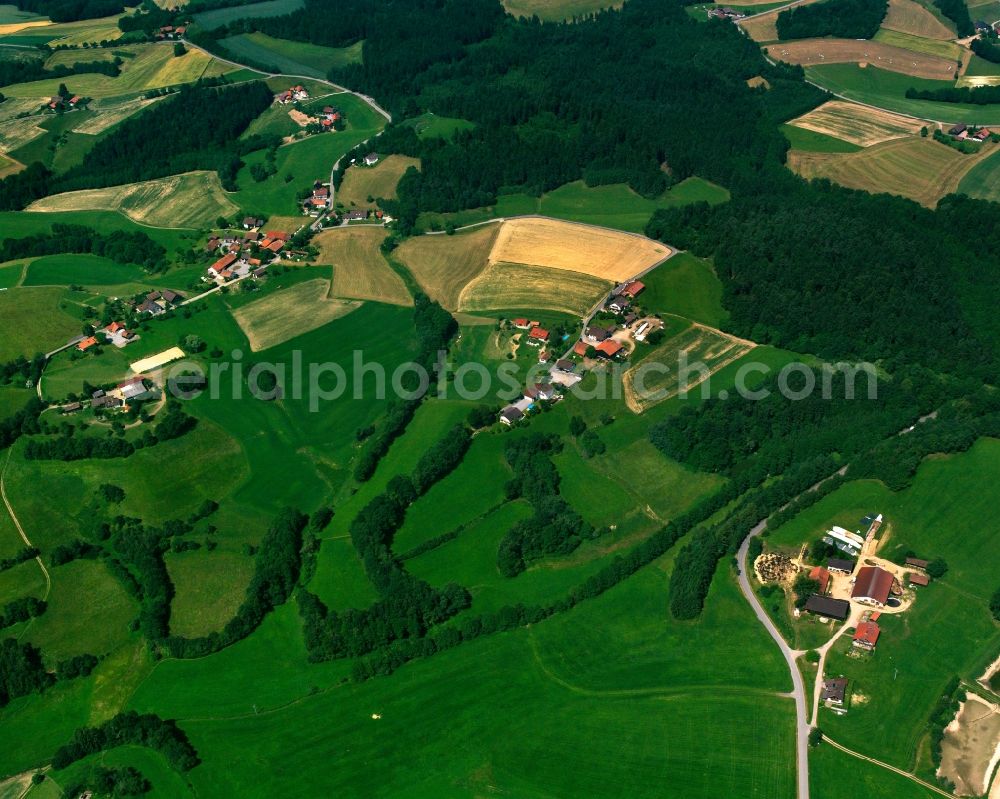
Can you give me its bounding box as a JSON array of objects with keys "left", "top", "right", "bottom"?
[
  {"left": 623, "top": 322, "right": 757, "bottom": 413},
  {"left": 314, "top": 227, "right": 412, "bottom": 306},
  {"left": 766, "top": 39, "right": 957, "bottom": 80},
  {"left": 459, "top": 260, "right": 611, "bottom": 315},
  {"left": 0, "top": 44, "right": 222, "bottom": 100},
  {"left": 231, "top": 278, "right": 362, "bottom": 351},
  {"left": 27, "top": 170, "right": 239, "bottom": 229},
  {"left": 881, "top": 0, "right": 955, "bottom": 38},
  {"left": 787, "top": 100, "right": 927, "bottom": 147},
  {"left": 788, "top": 137, "right": 996, "bottom": 207},
  {"left": 336, "top": 154, "right": 419, "bottom": 208}
]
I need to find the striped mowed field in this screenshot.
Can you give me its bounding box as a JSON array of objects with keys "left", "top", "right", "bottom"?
[
  {"left": 314, "top": 227, "right": 412, "bottom": 307},
  {"left": 787, "top": 100, "right": 927, "bottom": 147}
]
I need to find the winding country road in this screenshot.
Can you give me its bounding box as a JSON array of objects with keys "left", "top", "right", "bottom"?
[{"left": 737, "top": 520, "right": 811, "bottom": 799}]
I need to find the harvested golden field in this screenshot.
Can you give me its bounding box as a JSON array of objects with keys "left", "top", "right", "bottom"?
[
  {"left": 395, "top": 224, "right": 499, "bottom": 309},
  {"left": 881, "top": 0, "right": 955, "bottom": 39},
  {"left": 788, "top": 100, "right": 927, "bottom": 147},
  {"left": 0, "top": 19, "right": 50, "bottom": 35},
  {"left": 490, "top": 217, "right": 670, "bottom": 281},
  {"left": 231, "top": 279, "right": 362, "bottom": 352},
  {"left": 501, "top": 0, "right": 621, "bottom": 21},
  {"left": 27, "top": 171, "right": 238, "bottom": 228},
  {"left": 0, "top": 152, "right": 23, "bottom": 179},
  {"left": 623, "top": 323, "right": 757, "bottom": 414},
  {"left": 788, "top": 138, "right": 996, "bottom": 207},
  {"left": 740, "top": 0, "right": 824, "bottom": 43},
  {"left": 337, "top": 155, "right": 419, "bottom": 208},
  {"left": 458, "top": 261, "right": 611, "bottom": 315},
  {"left": 767, "top": 39, "right": 957, "bottom": 80},
  {"left": 314, "top": 227, "right": 412, "bottom": 307}
]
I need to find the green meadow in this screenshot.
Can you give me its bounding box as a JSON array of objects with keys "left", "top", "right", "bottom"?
[
  {"left": 221, "top": 33, "right": 363, "bottom": 78},
  {"left": 958, "top": 145, "right": 1000, "bottom": 202},
  {"left": 0, "top": 286, "right": 82, "bottom": 361},
  {"left": 810, "top": 743, "right": 943, "bottom": 799},
  {"left": 782, "top": 124, "right": 864, "bottom": 154},
  {"left": 405, "top": 112, "right": 475, "bottom": 140},
  {"left": 639, "top": 251, "right": 728, "bottom": 327},
  {"left": 21, "top": 253, "right": 146, "bottom": 287},
  {"left": 193, "top": 0, "right": 305, "bottom": 29},
  {"left": 805, "top": 64, "right": 1000, "bottom": 124}
]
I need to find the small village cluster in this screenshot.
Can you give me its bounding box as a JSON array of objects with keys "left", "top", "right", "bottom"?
[
  {"left": 154, "top": 23, "right": 187, "bottom": 40},
  {"left": 706, "top": 6, "right": 747, "bottom": 21},
  {"left": 74, "top": 291, "right": 183, "bottom": 354},
  {"left": 498, "top": 279, "right": 661, "bottom": 426},
  {"left": 204, "top": 219, "right": 291, "bottom": 284},
  {"left": 61, "top": 375, "right": 153, "bottom": 415}
]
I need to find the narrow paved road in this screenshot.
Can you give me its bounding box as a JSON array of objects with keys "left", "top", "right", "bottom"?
[
  {"left": 737, "top": 520, "right": 810, "bottom": 799},
  {"left": 0, "top": 449, "right": 50, "bottom": 598}
]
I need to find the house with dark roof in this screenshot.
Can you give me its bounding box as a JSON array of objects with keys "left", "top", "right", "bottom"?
[
  {"left": 525, "top": 383, "right": 557, "bottom": 401},
  {"left": 585, "top": 325, "right": 610, "bottom": 343},
  {"left": 827, "top": 558, "right": 855, "bottom": 575},
  {"left": 821, "top": 677, "right": 848, "bottom": 706},
  {"left": 243, "top": 216, "right": 264, "bottom": 229},
  {"left": 804, "top": 595, "right": 850, "bottom": 621},
  {"left": 905, "top": 557, "right": 929, "bottom": 569},
  {"left": 554, "top": 359, "right": 575, "bottom": 372},
  {"left": 607, "top": 295, "right": 632, "bottom": 313},
  {"left": 851, "top": 566, "right": 897, "bottom": 607}
]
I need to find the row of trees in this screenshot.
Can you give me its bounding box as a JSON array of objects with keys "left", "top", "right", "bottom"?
[
  {"left": 906, "top": 84, "right": 1000, "bottom": 104},
  {"left": 0, "top": 638, "right": 97, "bottom": 708},
  {"left": 52, "top": 711, "right": 199, "bottom": 771},
  {"left": 0, "top": 223, "right": 167, "bottom": 271},
  {"left": 497, "top": 433, "right": 593, "bottom": 577},
  {"left": 932, "top": 0, "right": 973, "bottom": 37},
  {"left": 0, "top": 53, "right": 119, "bottom": 88},
  {"left": 971, "top": 36, "right": 1000, "bottom": 64},
  {"left": 0, "top": 597, "right": 46, "bottom": 630}
]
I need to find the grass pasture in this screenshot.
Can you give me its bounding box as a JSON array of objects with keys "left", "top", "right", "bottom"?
[
  {"left": 231, "top": 277, "right": 361, "bottom": 351},
  {"left": 788, "top": 137, "right": 995, "bottom": 207},
  {"left": 639, "top": 251, "right": 727, "bottom": 328},
  {"left": 783, "top": 125, "right": 865, "bottom": 153},
  {"left": 220, "top": 32, "right": 362, "bottom": 78},
  {"left": 21, "top": 253, "right": 144, "bottom": 286},
  {"left": 957, "top": 145, "right": 1000, "bottom": 201},
  {"left": 405, "top": 112, "right": 475, "bottom": 140},
  {"left": 26, "top": 170, "right": 238, "bottom": 229},
  {"left": 458, "top": 260, "right": 611, "bottom": 315},
  {"left": 336, "top": 154, "right": 418, "bottom": 208},
  {"left": 167, "top": 550, "right": 255, "bottom": 638},
  {"left": 623, "top": 322, "right": 757, "bottom": 413},
  {"left": 881, "top": 0, "right": 956, "bottom": 38},
  {"left": 787, "top": 100, "right": 927, "bottom": 147},
  {"left": 766, "top": 39, "right": 957, "bottom": 80},
  {"left": 72, "top": 94, "right": 168, "bottom": 135},
  {"left": 314, "top": 227, "right": 412, "bottom": 306},
  {"left": 0, "top": 286, "right": 82, "bottom": 361}
]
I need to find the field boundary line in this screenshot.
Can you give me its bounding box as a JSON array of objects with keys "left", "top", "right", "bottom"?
[
  {"left": 821, "top": 736, "right": 954, "bottom": 798},
  {"left": 1, "top": 448, "right": 51, "bottom": 599}
]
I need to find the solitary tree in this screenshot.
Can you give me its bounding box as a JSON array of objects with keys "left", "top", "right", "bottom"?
[{"left": 173, "top": 42, "right": 187, "bottom": 57}]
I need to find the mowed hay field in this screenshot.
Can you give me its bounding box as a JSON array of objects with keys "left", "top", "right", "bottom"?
[
  {"left": 395, "top": 224, "right": 499, "bottom": 309},
  {"left": 765, "top": 39, "right": 957, "bottom": 80},
  {"left": 314, "top": 227, "right": 412, "bottom": 306},
  {"left": 788, "top": 137, "right": 996, "bottom": 207},
  {"left": 491, "top": 217, "right": 670, "bottom": 281},
  {"left": 336, "top": 155, "right": 419, "bottom": 208},
  {"left": 231, "top": 278, "right": 361, "bottom": 351},
  {"left": 881, "top": 0, "right": 955, "bottom": 38},
  {"left": 501, "top": 0, "right": 622, "bottom": 20},
  {"left": 73, "top": 95, "right": 168, "bottom": 135},
  {"left": 0, "top": 151, "right": 22, "bottom": 178},
  {"left": 787, "top": 100, "right": 927, "bottom": 147},
  {"left": 0, "top": 45, "right": 219, "bottom": 99},
  {"left": 27, "top": 171, "right": 239, "bottom": 228},
  {"left": 458, "top": 261, "right": 611, "bottom": 315},
  {"left": 872, "top": 28, "right": 963, "bottom": 61},
  {"left": 623, "top": 323, "right": 757, "bottom": 413},
  {"left": 0, "top": 287, "right": 81, "bottom": 361}
]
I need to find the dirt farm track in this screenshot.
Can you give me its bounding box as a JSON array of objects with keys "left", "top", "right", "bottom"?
[{"left": 766, "top": 39, "right": 958, "bottom": 80}]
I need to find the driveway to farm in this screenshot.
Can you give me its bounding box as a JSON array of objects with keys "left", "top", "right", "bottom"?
[{"left": 737, "top": 520, "right": 811, "bottom": 799}]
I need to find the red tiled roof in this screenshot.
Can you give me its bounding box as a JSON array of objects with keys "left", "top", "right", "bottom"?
[
  {"left": 573, "top": 341, "right": 589, "bottom": 356},
  {"left": 808, "top": 565, "right": 830, "bottom": 594},
  {"left": 853, "top": 621, "right": 880, "bottom": 647},
  {"left": 529, "top": 327, "right": 549, "bottom": 341},
  {"left": 851, "top": 566, "right": 894, "bottom": 605},
  {"left": 77, "top": 336, "right": 98, "bottom": 351},
  {"left": 908, "top": 572, "right": 930, "bottom": 586},
  {"left": 622, "top": 280, "right": 645, "bottom": 297},
  {"left": 512, "top": 318, "right": 529, "bottom": 327},
  {"left": 595, "top": 339, "right": 623, "bottom": 357},
  {"left": 105, "top": 321, "right": 125, "bottom": 334},
  {"left": 210, "top": 252, "right": 238, "bottom": 273},
  {"left": 267, "top": 240, "right": 284, "bottom": 252},
  {"left": 266, "top": 231, "right": 291, "bottom": 241}
]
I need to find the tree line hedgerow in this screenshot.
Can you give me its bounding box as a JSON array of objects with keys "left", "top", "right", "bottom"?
[
  {"left": 0, "top": 223, "right": 167, "bottom": 272},
  {"left": 775, "top": 0, "right": 887, "bottom": 41}
]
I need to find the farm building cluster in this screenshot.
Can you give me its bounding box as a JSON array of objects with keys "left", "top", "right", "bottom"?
[
  {"left": 706, "top": 6, "right": 747, "bottom": 20},
  {"left": 753, "top": 511, "right": 941, "bottom": 715},
  {"left": 73, "top": 290, "right": 183, "bottom": 355},
  {"left": 154, "top": 24, "right": 187, "bottom": 40},
  {"left": 947, "top": 124, "right": 993, "bottom": 143},
  {"left": 43, "top": 93, "right": 86, "bottom": 113},
  {"left": 275, "top": 85, "right": 310, "bottom": 104}
]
